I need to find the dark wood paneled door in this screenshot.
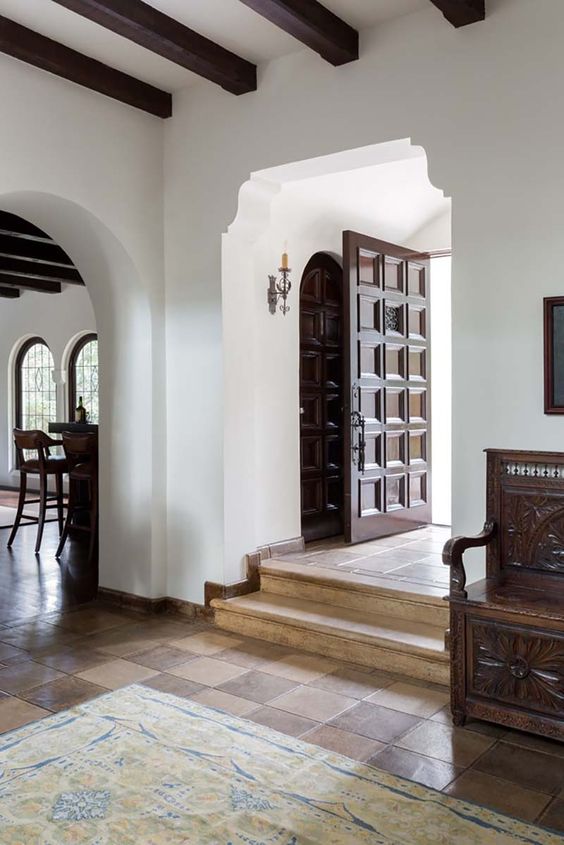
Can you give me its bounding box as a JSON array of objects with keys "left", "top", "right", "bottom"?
[
  {"left": 343, "top": 231, "right": 432, "bottom": 543},
  {"left": 300, "top": 253, "right": 344, "bottom": 542}
]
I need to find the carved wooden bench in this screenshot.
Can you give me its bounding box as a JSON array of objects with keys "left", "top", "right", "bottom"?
[{"left": 444, "top": 449, "right": 564, "bottom": 740}]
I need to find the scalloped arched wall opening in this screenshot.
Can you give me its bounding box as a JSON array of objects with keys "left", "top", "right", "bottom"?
[{"left": 222, "top": 140, "right": 452, "bottom": 581}]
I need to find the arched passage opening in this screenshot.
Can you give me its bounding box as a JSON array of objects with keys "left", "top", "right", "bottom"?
[{"left": 0, "top": 191, "right": 164, "bottom": 604}]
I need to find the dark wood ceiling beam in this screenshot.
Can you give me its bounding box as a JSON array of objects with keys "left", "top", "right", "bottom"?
[
  {"left": 0, "top": 286, "right": 20, "bottom": 298},
  {"left": 53, "top": 0, "right": 257, "bottom": 95},
  {"left": 0, "top": 256, "right": 83, "bottom": 284},
  {"left": 0, "top": 15, "right": 172, "bottom": 117},
  {"left": 0, "top": 234, "right": 74, "bottom": 265},
  {"left": 0, "top": 275, "right": 62, "bottom": 294},
  {"left": 0, "top": 211, "right": 51, "bottom": 238},
  {"left": 428, "top": 0, "right": 485, "bottom": 27},
  {"left": 238, "top": 0, "right": 358, "bottom": 65}
]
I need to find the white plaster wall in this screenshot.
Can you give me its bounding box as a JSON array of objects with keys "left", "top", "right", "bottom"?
[
  {"left": 165, "top": 0, "right": 564, "bottom": 599},
  {"left": 0, "top": 286, "right": 95, "bottom": 488},
  {"left": 0, "top": 55, "right": 166, "bottom": 598}
]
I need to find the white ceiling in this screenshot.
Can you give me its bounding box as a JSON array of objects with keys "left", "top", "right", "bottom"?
[{"left": 0, "top": 0, "right": 428, "bottom": 92}]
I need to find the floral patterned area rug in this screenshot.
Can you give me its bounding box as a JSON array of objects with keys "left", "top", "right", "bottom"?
[{"left": 0, "top": 684, "right": 559, "bottom": 844}]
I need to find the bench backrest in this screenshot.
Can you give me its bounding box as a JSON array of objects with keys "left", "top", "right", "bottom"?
[{"left": 486, "top": 449, "right": 564, "bottom": 583}]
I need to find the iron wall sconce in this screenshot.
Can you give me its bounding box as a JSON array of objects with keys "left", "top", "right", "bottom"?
[{"left": 267, "top": 250, "right": 292, "bottom": 315}]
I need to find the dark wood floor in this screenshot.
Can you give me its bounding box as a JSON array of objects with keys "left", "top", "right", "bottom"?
[{"left": 0, "top": 520, "right": 97, "bottom": 625}]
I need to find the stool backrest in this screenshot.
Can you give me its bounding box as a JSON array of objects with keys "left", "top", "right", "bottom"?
[
  {"left": 13, "top": 429, "right": 54, "bottom": 467},
  {"left": 61, "top": 432, "right": 98, "bottom": 473}
]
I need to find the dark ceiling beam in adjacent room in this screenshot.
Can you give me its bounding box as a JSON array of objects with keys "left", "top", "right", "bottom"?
[
  {"left": 0, "top": 234, "right": 74, "bottom": 266},
  {"left": 0, "top": 275, "right": 62, "bottom": 294},
  {"left": 0, "top": 15, "right": 172, "bottom": 117},
  {"left": 238, "top": 0, "right": 358, "bottom": 65},
  {"left": 53, "top": 0, "right": 257, "bottom": 95},
  {"left": 0, "top": 286, "right": 20, "bottom": 299},
  {"left": 0, "top": 256, "right": 83, "bottom": 284},
  {"left": 428, "top": 0, "right": 485, "bottom": 27},
  {"left": 0, "top": 211, "right": 52, "bottom": 238}
]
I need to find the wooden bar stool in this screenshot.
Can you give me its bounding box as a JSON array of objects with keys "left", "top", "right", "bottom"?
[
  {"left": 56, "top": 432, "right": 98, "bottom": 562},
  {"left": 8, "top": 429, "right": 68, "bottom": 554}
]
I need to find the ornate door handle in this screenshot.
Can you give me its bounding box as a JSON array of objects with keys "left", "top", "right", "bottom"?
[{"left": 351, "top": 410, "right": 366, "bottom": 474}]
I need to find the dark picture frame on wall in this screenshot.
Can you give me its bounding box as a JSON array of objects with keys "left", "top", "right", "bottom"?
[{"left": 544, "top": 296, "right": 564, "bottom": 414}]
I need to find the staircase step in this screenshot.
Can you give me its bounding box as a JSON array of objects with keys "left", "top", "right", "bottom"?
[
  {"left": 212, "top": 592, "right": 449, "bottom": 686},
  {"left": 261, "top": 559, "right": 449, "bottom": 627}
]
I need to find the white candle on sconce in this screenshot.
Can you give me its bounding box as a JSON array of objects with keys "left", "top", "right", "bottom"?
[{"left": 281, "top": 240, "right": 289, "bottom": 270}]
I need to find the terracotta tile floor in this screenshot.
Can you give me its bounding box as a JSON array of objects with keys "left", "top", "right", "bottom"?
[
  {"left": 282, "top": 523, "right": 452, "bottom": 593},
  {"left": 0, "top": 522, "right": 563, "bottom": 833}
]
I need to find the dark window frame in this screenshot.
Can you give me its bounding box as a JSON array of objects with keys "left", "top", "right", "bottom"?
[
  {"left": 68, "top": 332, "right": 98, "bottom": 421},
  {"left": 15, "top": 336, "right": 52, "bottom": 430}
]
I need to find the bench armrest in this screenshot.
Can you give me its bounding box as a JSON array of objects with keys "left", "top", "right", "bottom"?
[{"left": 442, "top": 521, "right": 497, "bottom": 599}]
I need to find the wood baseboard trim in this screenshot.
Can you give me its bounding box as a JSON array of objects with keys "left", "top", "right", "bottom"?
[
  {"left": 257, "top": 536, "right": 305, "bottom": 561},
  {"left": 205, "top": 551, "right": 261, "bottom": 607},
  {"left": 97, "top": 587, "right": 212, "bottom": 620},
  {"left": 105, "top": 535, "right": 308, "bottom": 613},
  {"left": 204, "top": 537, "right": 305, "bottom": 606}
]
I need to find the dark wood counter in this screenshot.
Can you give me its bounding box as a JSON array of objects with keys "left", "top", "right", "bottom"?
[{"left": 48, "top": 422, "right": 98, "bottom": 434}]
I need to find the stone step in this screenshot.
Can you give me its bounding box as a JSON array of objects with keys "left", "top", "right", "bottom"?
[
  {"left": 261, "top": 559, "right": 449, "bottom": 628},
  {"left": 212, "top": 592, "right": 449, "bottom": 686}
]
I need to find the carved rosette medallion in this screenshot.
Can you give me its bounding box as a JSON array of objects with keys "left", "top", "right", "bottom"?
[{"left": 471, "top": 623, "right": 564, "bottom": 713}]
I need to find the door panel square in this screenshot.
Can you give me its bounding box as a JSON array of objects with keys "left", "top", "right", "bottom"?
[
  {"left": 385, "top": 344, "right": 406, "bottom": 380},
  {"left": 325, "top": 354, "right": 341, "bottom": 387},
  {"left": 324, "top": 313, "right": 341, "bottom": 346},
  {"left": 358, "top": 249, "right": 381, "bottom": 287},
  {"left": 300, "top": 310, "right": 322, "bottom": 345},
  {"left": 408, "top": 306, "right": 426, "bottom": 339},
  {"left": 360, "top": 388, "right": 382, "bottom": 422},
  {"left": 384, "top": 256, "right": 404, "bottom": 293},
  {"left": 408, "top": 347, "right": 426, "bottom": 381},
  {"left": 385, "top": 432, "right": 406, "bottom": 467},
  {"left": 385, "top": 473, "right": 406, "bottom": 512},
  {"left": 326, "top": 435, "right": 343, "bottom": 470},
  {"left": 364, "top": 431, "right": 382, "bottom": 469},
  {"left": 301, "top": 395, "right": 321, "bottom": 429},
  {"left": 301, "top": 352, "right": 321, "bottom": 387},
  {"left": 302, "top": 480, "right": 323, "bottom": 515},
  {"left": 326, "top": 394, "right": 341, "bottom": 428},
  {"left": 409, "top": 472, "right": 427, "bottom": 507},
  {"left": 359, "top": 295, "right": 381, "bottom": 332},
  {"left": 359, "top": 342, "right": 382, "bottom": 379},
  {"left": 385, "top": 388, "right": 406, "bottom": 423},
  {"left": 360, "top": 477, "right": 382, "bottom": 516},
  {"left": 324, "top": 273, "right": 341, "bottom": 306},
  {"left": 301, "top": 437, "right": 322, "bottom": 472},
  {"left": 409, "top": 389, "right": 427, "bottom": 423},
  {"left": 301, "top": 270, "right": 322, "bottom": 303},
  {"left": 326, "top": 478, "right": 342, "bottom": 511},
  {"left": 409, "top": 430, "right": 427, "bottom": 464},
  {"left": 407, "top": 262, "right": 426, "bottom": 298}
]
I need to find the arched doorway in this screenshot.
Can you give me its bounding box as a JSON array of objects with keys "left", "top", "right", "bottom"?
[
  {"left": 299, "top": 252, "right": 344, "bottom": 542},
  {"left": 0, "top": 191, "right": 164, "bottom": 601}
]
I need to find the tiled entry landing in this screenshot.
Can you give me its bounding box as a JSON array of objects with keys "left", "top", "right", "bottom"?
[{"left": 279, "top": 523, "right": 451, "bottom": 594}]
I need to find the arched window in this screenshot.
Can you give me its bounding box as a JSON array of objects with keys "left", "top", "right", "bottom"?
[
  {"left": 15, "top": 338, "right": 56, "bottom": 432},
  {"left": 69, "top": 333, "right": 99, "bottom": 424}
]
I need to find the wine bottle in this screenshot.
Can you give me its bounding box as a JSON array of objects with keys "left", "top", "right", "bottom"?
[{"left": 75, "top": 396, "right": 87, "bottom": 424}]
